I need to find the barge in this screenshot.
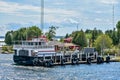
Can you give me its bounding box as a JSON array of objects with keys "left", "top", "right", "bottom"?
[{"left": 13, "top": 37, "right": 110, "bottom": 67}]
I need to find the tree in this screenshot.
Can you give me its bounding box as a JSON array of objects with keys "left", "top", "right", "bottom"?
[
  {"left": 105, "top": 30, "right": 113, "bottom": 38},
  {"left": 13, "top": 31, "right": 19, "bottom": 41},
  {"left": 5, "top": 31, "right": 13, "bottom": 45},
  {"left": 27, "top": 26, "right": 42, "bottom": 39},
  {"left": 116, "top": 21, "right": 120, "bottom": 43},
  {"left": 72, "top": 30, "right": 87, "bottom": 48},
  {"left": 5, "top": 26, "right": 42, "bottom": 45},
  {"left": 111, "top": 28, "right": 118, "bottom": 45},
  {"left": 85, "top": 29, "right": 92, "bottom": 34},
  {"left": 94, "top": 34, "right": 112, "bottom": 54},
  {"left": 91, "top": 28, "right": 103, "bottom": 46},
  {"left": 17, "top": 27, "right": 26, "bottom": 40},
  {"left": 46, "top": 26, "right": 57, "bottom": 40},
  {"left": 65, "top": 33, "right": 69, "bottom": 38}
]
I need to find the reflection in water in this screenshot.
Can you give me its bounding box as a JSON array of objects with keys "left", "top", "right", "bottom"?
[{"left": 0, "top": 54, "right": 120, "bottom": 80}]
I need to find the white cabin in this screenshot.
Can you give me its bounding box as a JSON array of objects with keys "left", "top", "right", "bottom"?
[{"left": 13, "top": 38, "right": 58, "bottom": 57}]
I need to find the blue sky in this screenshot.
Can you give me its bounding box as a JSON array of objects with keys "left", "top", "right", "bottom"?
[{"left": 0, "top": 0, "right": 120, "bottom": 36}]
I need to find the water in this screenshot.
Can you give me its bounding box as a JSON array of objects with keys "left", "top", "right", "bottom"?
[{"left": 0, "top": 54, "right": 120, "bottom": 80}]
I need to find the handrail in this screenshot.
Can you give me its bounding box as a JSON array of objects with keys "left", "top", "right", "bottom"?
[{"left": 13, "top": 45, "right": 54, "bottom": 49}]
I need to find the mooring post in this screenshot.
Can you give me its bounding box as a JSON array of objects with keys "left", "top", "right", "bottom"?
[
  {"left": 86, "top": 53, "right": 87, "bottom": 61},
  {"left": 88, "top": 53, "right": 90, "bottom": 58},
  {"left": 77, "top": 53, "right": 79, "bottom": 59},
  {"left": 54, "top": 53, "right": 56, "bottom": 63},
  {"left": 60, "top": 55, "right": 61, "bottom": 64},
  {"left": 71, "top": 53, "right": 72, "bottom": 62},
  {"left": 43, "top": 54, "right": 45, "bottom": 61},
  {"left": 80, "top": 53, "right": 82, "bottom": 61},
  {"left": 96, "top": 52, "right": 98, "bottom": 60}
]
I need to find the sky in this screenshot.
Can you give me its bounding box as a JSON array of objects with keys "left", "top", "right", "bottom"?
[{"left": 0, "top": 0, "right": 120, "bottom": 36}]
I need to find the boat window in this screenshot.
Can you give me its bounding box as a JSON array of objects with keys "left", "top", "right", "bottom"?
[
  {"left": 31, "top": 42, "right": 33, "bottom": 45},
  {"left": 35, "top": 42, "right": 38, "bottom": 45},
  {"left": 23, "top": 42, "right": 25, "bottom": 45},
  {"left": 14, "top": 50, "right": 17, "bottom": 55},
  {"left": 39, "top": 42, "right": 41, "bottom": 45},
  {"left": 28, "top": 42, "right": 30, "bottom": 45},
  {"left": 19, "top": 50, "right": 29, "bottom": 56}
]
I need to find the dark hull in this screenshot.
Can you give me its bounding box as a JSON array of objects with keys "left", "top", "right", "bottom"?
[
  {"left": 13, "top": 54, "right": 93, "bottom": 66},
  {"left": 13, "top": 55, "right": 68, "bottom": 66},
  {"left": 13, "top": 55, "right": 35, "bottom": 66}
]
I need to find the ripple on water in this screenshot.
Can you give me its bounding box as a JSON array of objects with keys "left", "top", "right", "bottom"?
[{"left": 0, "top": 54, "right": 120, "bottom": 80}]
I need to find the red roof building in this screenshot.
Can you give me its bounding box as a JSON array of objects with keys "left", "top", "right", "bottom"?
[{"left": 64, "top": 37, "right": 72, "bottom": 43}]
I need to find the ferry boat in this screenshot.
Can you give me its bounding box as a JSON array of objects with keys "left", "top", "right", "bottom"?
[
  {"left": 13, "top": 37, "right": 65, "bottom": 66},
  {"left": 13, "top": 36, "right": 109, "bottom": 67}
]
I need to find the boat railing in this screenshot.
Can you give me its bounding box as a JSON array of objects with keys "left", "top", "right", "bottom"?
[{"left": 13, "top": 45, "right": 54, "bottom": 49}]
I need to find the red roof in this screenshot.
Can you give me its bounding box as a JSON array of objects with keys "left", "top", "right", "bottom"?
[
  {"left": 40, "top": 35, "right": 47, "bottom": 38},
  {"left": 64, "top": 37, "right": 72, "bottom": 43},
  {"left": 40, "top": 35, "right": 48, "bottom": 42}
]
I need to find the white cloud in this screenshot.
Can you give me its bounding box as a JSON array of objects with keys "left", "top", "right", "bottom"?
[
  {"left": 94, "top": 18, "right": 102, "bottom": 22},
  {"left": 53, "top": 2, "right": 66, "bottom": 5},
  {"left": 95, "top": 11, "right": 103, "bottom": 14},
  {"left": 0, "top": 1, "right": 40, "bottom": 14},
  {"left": 100, "top": 0, "right": 119, "bottom": 4},
  {"left": 0, "top": 1, "right": 79, "bottom": 24},
  {"left": 64, "top": 18, "right": 79, "bottom": 24}
]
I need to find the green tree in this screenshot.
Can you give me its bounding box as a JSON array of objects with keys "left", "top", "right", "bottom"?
[
  {"left": 13, "top": 31, "right": 19, "bottom": 41},
  {"left": 94, "top": 34, "right": 112, "bottom": 54},
  {"left": 5, "top": 26, "right": 42, "bottom": 45},
  {"left": 46, "top": 26, "right": 57, "bottom": 40},
  {"left": 17, "top": 27, "right": 26, "bottom": 40},
  {"left": 116, "top": 21, "right": 120, "bottom": 43},
  {"left": 91, "top": 28, "right": 103, "bottom": 46},
  {"left": 5, "top": 31, "right": 13, "bottom": 45},
  {"left": 65, "top": 33, "right": 69, "bottom": 38},
  {"left": 72, "top": 30, "right": 87, "bottom": 48},
  {"left": 27, "top": 26, "right": 42, "bottom": 39},
  {"left": 112, "top": 28, "right": 118, "bottom": 45},
  {"left": 105, "top": 30, "right": 113, "bottom": 38},
  {"left": 85, "top": 29, "right": 93, "bottom": 34}
]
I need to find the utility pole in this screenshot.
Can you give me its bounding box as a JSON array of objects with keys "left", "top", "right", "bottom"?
[
  {"left": 112, "top": 4, "right": 114, "bottom": 29},
  {"left": 41, "top": 0, "right": 44, "bottom": 33}
]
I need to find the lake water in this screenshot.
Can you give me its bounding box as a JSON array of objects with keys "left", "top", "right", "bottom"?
[{"left": 0, "top": 54, "right": 120, "bottom": 80}]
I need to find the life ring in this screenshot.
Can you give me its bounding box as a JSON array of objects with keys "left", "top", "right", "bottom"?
[
  {"left": 71, "top": 58, "right": 76, "bottom": 65},
  {"left": 44, "top": 61, "right": 49, "bottom": 67},
  {"left": 71, "top": 58, "right": 79, "bottom": 65},
  {"left": 87, "top": 58, "right": 91, "bottom": 64},
  {"left": 76, "top": 58, "right": 79, "bottom": 64},
  {"left": 44, "top": 60, "right": 54, "bottom": 67},
  {"left": 97, "top": 57, "right": 101, "bottom": 64},
  {"left": 97, "top": 57, "right": 104, "bottom": 64},
  {"left": 106, "top": 56, "right": 110, "bottom": 63},
  {"left": 49, "top": 59, "right": 54, "bottom": 66},
  {"left": 32, "top": 58, "right": 38, "bottom": 66},
  {"left": 101, "top": 57, "right": 104, "bottom": 63},
  {"left": 38, "top": 60, "right": 43, "bottom": 66}
]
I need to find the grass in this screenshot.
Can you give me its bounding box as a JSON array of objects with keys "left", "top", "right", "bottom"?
[
  {"left": 1, "top": 45, "right": 14, "bottom": 54},
  {"left": 112, "top": 56, "right": 120, "bottom": 62}
]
